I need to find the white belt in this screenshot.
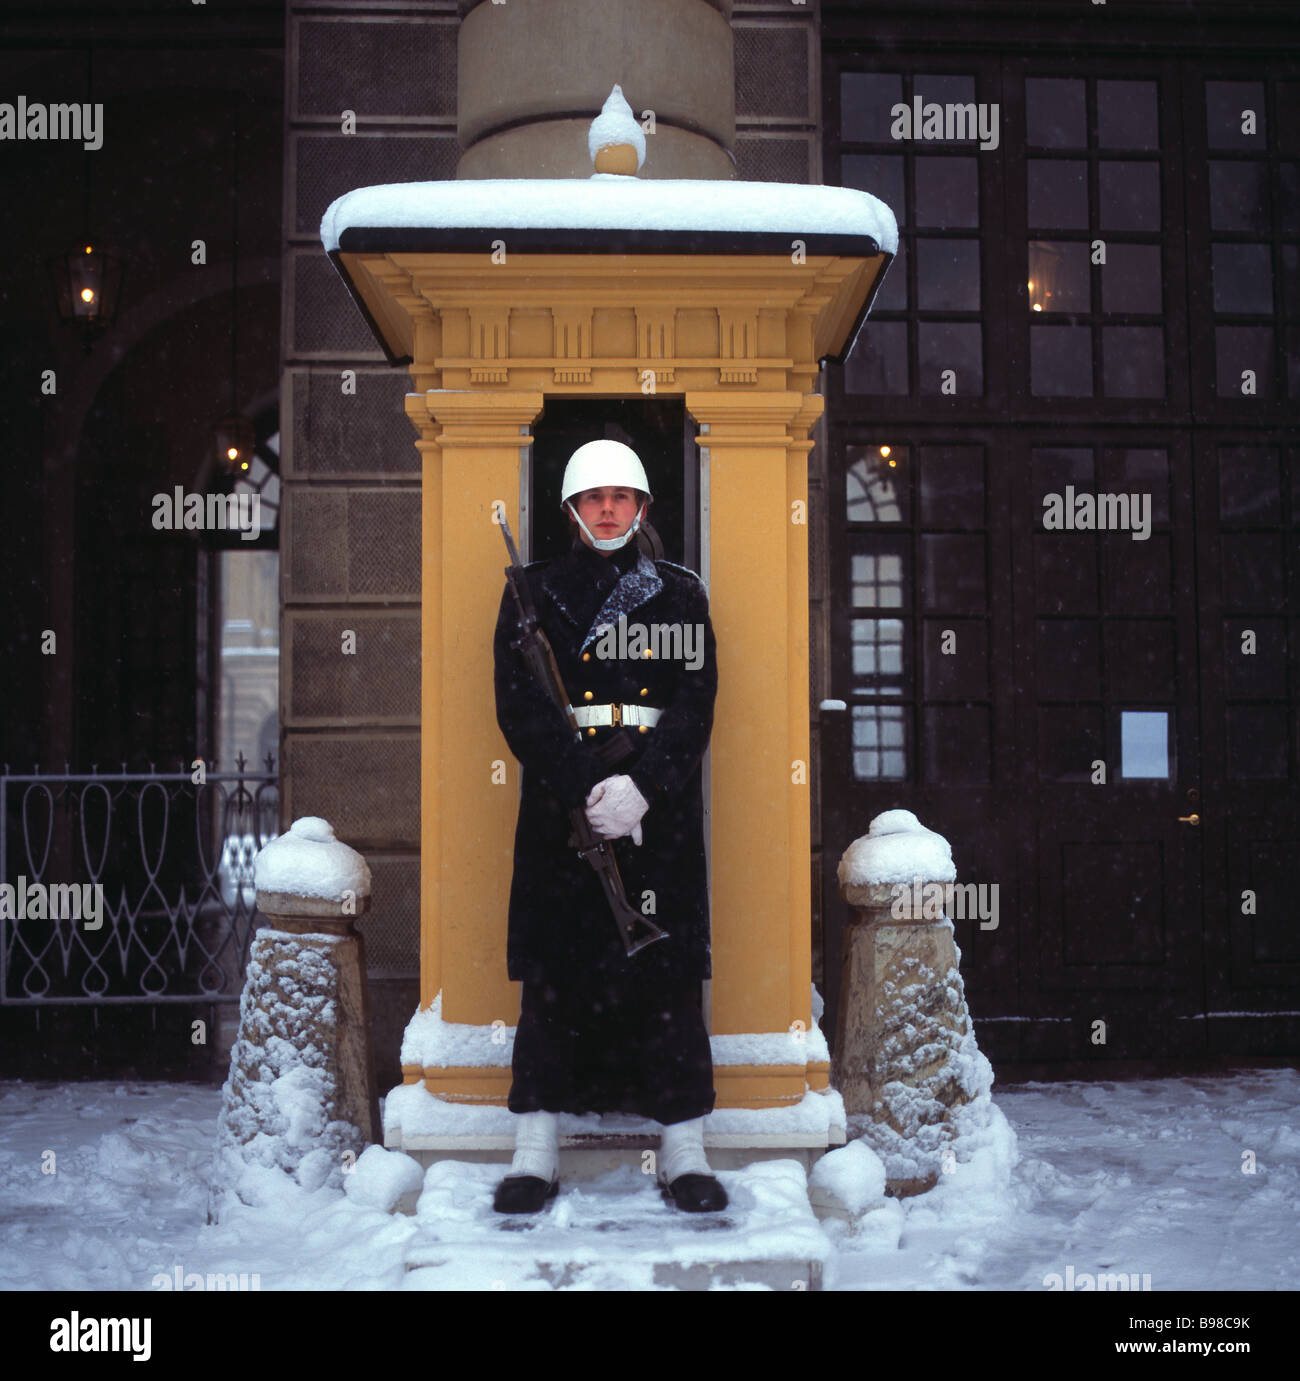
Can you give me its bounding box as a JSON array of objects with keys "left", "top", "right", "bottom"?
[{"left": 571, "top": 703, "right": 663, "bottom": 729}]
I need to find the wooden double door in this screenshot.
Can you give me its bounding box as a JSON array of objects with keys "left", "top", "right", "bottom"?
[{"left": 819, "top": 429, "right": 1300, "bottom": 1063}]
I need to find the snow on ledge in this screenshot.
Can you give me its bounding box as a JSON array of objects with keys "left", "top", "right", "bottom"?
[
  {"left": 384, "top": 1081, "right": 846, "bottom": 1146},
  {"left": 321, "top": 177, "right": 898, "bottom": 256},
  {"left": 252, "top": 816, "right": 371, "bottom": 902},
  {"left": 400, "top": 990, "right": 830, "bottom": 1070},
  {"left": 837, "top": 808, "right": 957, "bottom": 889}
]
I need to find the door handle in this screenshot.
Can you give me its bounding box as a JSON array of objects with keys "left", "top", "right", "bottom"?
[{"left": 1177, "top": 813, "right": 1200, "bottom": 826}]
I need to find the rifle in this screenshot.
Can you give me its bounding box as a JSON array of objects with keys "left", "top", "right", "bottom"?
[{"left": 498, "top": 512, "right": 669, "bottom": 958}]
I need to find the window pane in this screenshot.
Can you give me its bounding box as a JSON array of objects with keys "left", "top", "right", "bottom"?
[
  {"left": 1035, "top": 534, "right": 1099, "bottom": 612},
  {"left": 1218, "top": 446, "right": 1281, "bottom": 522},
  {"left": 841, "top": 73, "right": 904, "bottom": 142},
  {"left": 923, "top": 619, "right": 989, "bottom": 698},
  {"left": 1097, "top": 80, "right": 1159, "bottom": 150},
  {"left": 1284, "top": 245, "right": 1300, "bottom": 316},
  {"left": 1215, "top": 326, "right": 1274, "bottom": 397},
  {"left": 1212, "top": 243, "right": 1274, "bottom": 314},
  {"left": 1028, "top": 240, "right": 1091, "bottom": 313},
  {"left": 846, "top": 446, "right": 908, "bottom": 522},
  {"left": 1025, "top": 77, "right": 1086, "bottom": 147},
  {"left": 1103, "top": 326, "right": 1166, "bottom": 397},
  {"left": 1120, "top": 711, "right": 1170, "bottom": 780},
  {"left": 1033, "top": 446, "right": 1095, "bottom": 493},
  {"left": 915, "top": 74, "right": 977, "bottom": 108},
  {"left": 1209, "top": 162, "right": 1271, "bottom": 232},
  {"left": 1099, "top": 161, "right": 1161, "bottom": 231},
  {"left": 1031, "top": 325, "right": 1094, "bottom": 396},
  {"left": 923, "top": 705, "right": 991, "bottom": 784},
  {"left": 916, "top": 238, "right": 981, "bottom": 310},
  {"left": 1101, "top": 448, "right": 1170, "bottom": 525},
  {"left": 842, "top": 154, "right": 906, "bottom": 226},
  {"left": 851, "top": 549, "right": 906, "bottom": 607},
  {"left": 852, "top": 619, "right": 904, "bottom": 675},
  {"left": 921, "top": 534, "right": 986, "bottom": 612},
  {"left": 917, "top": 322, "right": 983, "bottom": 394},
  {"left": 1279, "top": 84, "right": 1300, "bottom": 155},
  {"left": 845, "top": 320, "right": 909, "bottom": 394},
  {"left": 919, "top": 446, "right": 985, "bottom": 528},
  {"left": 1279, "top": 165, "right": 1300, "bottom": 236},
  {"left": 1102, "top": 243, "right": 1163, "bottom": 314},
  {"left": 1205, "top": 80, "right": 1266, "bottom": 150},
  {"left": 851, "top": 705, "right": 907, "bottom": 780},
  {"left": 914, "top": 156, "right": 979, "bottom": 228},
  {"left": 1028, "top": 159, "right": 1089, "bottom": 228}
]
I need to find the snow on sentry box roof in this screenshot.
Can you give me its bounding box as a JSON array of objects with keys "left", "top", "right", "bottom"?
[
  {"left": 319, "top": 176, "right": 899, "bottom": 365},
  {"left": 320, "top": 177, "right": 898, "bottom": 257}
]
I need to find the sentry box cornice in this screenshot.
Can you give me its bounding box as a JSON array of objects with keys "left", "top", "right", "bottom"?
[{"left": 320, "top": 178, "right": 896, "bottom": 381}]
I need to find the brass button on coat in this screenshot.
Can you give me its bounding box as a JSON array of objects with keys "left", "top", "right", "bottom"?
[{"left": 583, "top": 691, "right": 593, "bottom": 701}]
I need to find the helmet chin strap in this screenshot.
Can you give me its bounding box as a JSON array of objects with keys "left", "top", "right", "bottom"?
[{"left": 567, "top": 501, "right": 647, "bottom": 553}]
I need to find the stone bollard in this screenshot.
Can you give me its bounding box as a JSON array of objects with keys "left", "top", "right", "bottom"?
[
  {"left": 832, "top": 809, "right": 991, "bottom": 1197},
  {"left": 209, "top": 817, "right": 380, "bottom": 1220}
]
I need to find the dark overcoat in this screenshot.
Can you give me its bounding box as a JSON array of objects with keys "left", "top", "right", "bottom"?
[{"left": 493, "top": 536, "right": 717, "bottom": 986}]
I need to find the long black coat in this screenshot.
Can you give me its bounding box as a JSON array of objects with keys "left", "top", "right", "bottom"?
[{"left": 493, "top": 536, "right": 717, "bottom": 986}]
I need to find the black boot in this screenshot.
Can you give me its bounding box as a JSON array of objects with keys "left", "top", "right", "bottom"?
[
  {"left": 660, "top": 1172, "right": 728, "bottom": 1213},
  {"left": 493, "top": 1174, "right": 558, "bottom": 1214}
]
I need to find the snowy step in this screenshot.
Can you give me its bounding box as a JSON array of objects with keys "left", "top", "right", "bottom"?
[{"left": 403, "top": 1159, "right": 829, "bottom": 1291}]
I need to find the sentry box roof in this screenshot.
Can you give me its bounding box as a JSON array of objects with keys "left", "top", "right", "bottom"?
[{"left": 321, "top": 177, "right": 897, "bottom": 368}]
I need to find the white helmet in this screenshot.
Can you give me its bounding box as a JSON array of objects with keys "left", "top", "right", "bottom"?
[{"left": 560, "top": 440, "right": 652, "bottom": 551}]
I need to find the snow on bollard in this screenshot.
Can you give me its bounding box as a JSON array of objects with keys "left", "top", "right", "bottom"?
[
  {"left": 343, "top": 1144, "right": 425, "bottom": 1215},
  {"left": 208, "top": 817, "right": 380, "bottom": 1223},
  {"left": 808, "top": 1139, "right": 887, "bottom": 1231},
  {"left": 833, "top": 809, "right": 997, "bottom": 1197}
]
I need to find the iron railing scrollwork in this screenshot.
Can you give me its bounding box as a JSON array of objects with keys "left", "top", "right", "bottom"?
[{"left": 0, "top": 755, "right": 277, "bottom": 1005}]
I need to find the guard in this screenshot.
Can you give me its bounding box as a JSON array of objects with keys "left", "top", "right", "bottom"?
[{"left": 492, "top": 439, "right": 727, "bottom": 1215}]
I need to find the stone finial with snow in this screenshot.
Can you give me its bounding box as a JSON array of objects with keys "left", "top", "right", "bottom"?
[
  {"left": 588, "top": 83, "right": 646, "bottom": 175},
  {"left": 253, "top": 816, "right": 372, "bottom": 904},
  {"left": 837, "top": 807, "right": 956, "bottom": 894}
]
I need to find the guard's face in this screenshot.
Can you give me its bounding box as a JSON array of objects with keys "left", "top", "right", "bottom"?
[{"left": 573, "top": 486, "right": 644, "bottom": 546}]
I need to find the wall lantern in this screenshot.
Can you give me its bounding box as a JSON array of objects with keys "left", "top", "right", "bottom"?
[{"left": 47, "top": 243, "right": 127, "bottom": 352}]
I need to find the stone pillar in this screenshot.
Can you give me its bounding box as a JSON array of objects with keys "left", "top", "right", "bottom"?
[
  {"left": 832, "top": 810, "right": 989, "bottom": 1196},
  {"left": 210, "top": 818, "right": 379, "bottom": 1218},
  {"left": 456, "top": 0, "right": 736, "bottom": 180}
]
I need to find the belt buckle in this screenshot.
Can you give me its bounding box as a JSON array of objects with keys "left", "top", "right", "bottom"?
[{"left": 610, "top": 703, "right": 622, "bottom": 727}]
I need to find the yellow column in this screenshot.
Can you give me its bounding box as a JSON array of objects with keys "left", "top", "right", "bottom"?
[
  {"left": 686, "top": 390, "right": 820, "bottom": 1106},
  {"left": 417, "top": 392, "right": 544, "bottom": 1050}
]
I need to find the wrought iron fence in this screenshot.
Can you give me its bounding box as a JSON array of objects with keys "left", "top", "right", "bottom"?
[{"left": 0, "top": 756, "right": 278, "bottom": 1005}]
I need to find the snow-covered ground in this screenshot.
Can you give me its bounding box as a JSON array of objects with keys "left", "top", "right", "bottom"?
[{"left": 2, "top": 1069, "right": 1296, "bottom": 1292}]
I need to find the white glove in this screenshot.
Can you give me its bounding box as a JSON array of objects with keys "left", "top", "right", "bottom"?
[{"left": 585, "top": 775, "right": 649, "bottom": 845}]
